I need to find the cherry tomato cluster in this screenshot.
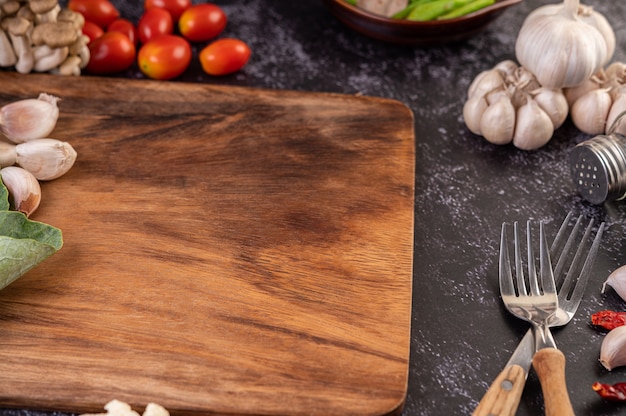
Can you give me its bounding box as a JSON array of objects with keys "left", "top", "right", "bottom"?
[{"left": 68, "top": 0, "right": 251, "bottom": 80}]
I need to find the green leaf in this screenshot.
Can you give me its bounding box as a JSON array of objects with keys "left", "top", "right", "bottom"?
[{"left": 0, "top": 180, "right": 62, "bottom": 290}]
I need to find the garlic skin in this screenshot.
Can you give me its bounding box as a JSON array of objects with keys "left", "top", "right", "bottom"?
[
  {"left": 0, "top": 166, "right": 41, "bottom": 217},
  {"left": 602, "top": 264, "right": 626, "bottom": 302},
  {"left": 515, "top": 0, "right": 615, "bottom": 89},
  {"left": 566, "top": 62, "right": 626, "bottom": 135},
  {"left": 15, "top": 138, "right": 77, "bottom": 180},
  {"left": 0, "top": 93, "right": 59, "bottom": 143},
  {"left": 600, "top": 326, "right": 626, "bottom": 371},
  {"left": 463, "top": 60, "right": 568, "bottom": 150}
]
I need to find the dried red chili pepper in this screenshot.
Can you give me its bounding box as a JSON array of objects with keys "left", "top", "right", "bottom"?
[
  {"left": 591, "top": 310, "right": 626, "bottom": 330},
  {"left": 593, "top": 381, "right": 626, "bottom": 401}
]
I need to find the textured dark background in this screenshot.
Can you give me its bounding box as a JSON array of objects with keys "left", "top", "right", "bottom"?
[{"left": 4, "top": 0, "right": 626, "bottom": 415}]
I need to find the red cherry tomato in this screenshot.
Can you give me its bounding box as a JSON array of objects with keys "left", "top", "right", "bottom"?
[
  {"left": 199, "top": 38, "right": 250, "bottom": 76},
  {"left": 82, "top": 20, "right": 104, "bottom": 42},
  {"left": 86, "top": 32, "right": 136, "bottom": 74},
  {"left": 108, "top": 18, "right": 138, "bottom": 45},
  {"left": 138, "top": 8, "right": 174, "bottom": 44},
  {"left": 138, "top": 35, "right": 191, "bottom": 80},
  {"left": 68, "top": 0, "right": 120, "bottom": 29},
  {"left": 144, "top": 0, "right": 191, "bottom": 22},
  {"left": 178, "top": 3, "right": 227, "bottom": 42}
]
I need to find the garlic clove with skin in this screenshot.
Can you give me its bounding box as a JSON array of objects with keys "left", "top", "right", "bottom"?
[
  {"left": 480, "top": 94, "right": 515, "bottom": 145},
  {"left": 0, "top": 166, "right": 41, "bottom": 217},
  {"left": 532, "top": 88, "right": 569, "bottom": 129},
  {"left": 462, "top": 95, "right": 488, "bottom": 135},
  {"left": 601, "top": 264, "right": 626, "bottom": 302},
  {"left": 512, "top": 98, "right": 554, "bottom": 150},
  {"left": 571, "top": 88, "right": 613, "bottom": 134},
  {"left": 15, "top": 138, "right": 77, "bottom": 180},
  {"left": 0, "top": 93, "right": 59, "bottom": 143},
  {"left": 0, "top": 140, "right": 17, "bottom": 167},
  {"left": 600, "top": 326, "right": 626, "bottom": 371}
]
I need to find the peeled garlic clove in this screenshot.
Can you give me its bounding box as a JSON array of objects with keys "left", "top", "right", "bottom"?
[
  {"left": 0, "top": 93, "right": 59, "bottom": 143},
  {"left": 15, "top": 138, "right": 77, "bottom": 180},
  {"left": 600, "top": 326, "right": 626, "bottom": 371},
  {"left": 480, "top": 95, "right": 515, "bottom": 145},
  {"left": 512, "top": 98, "right": 554, "bottom": 150},
  {"left": 601, "top": 264, "right": 626, "bottom": 301},
  {"left": 532, "top": 88, "right": 569, "bottom": 129},
  {"left": 463, "top": 95, "right": 487, "bottom": 135},
  {"left": 0, "top": 166, "right": 41, "bottom": 217},
  {"left": 571, "top": 88, "right": 612, "bottom": 135}
]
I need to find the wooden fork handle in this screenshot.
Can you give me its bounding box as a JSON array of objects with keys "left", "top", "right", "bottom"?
[
  {"left": 533, "top": 348, "right": 575, "bottom": 416},
  {"left": 472, "top": 364, "right": 526, "bottom": 416}
]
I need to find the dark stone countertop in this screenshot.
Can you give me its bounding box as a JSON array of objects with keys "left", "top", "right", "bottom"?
[{"left": 5, "top": 0, "right": 626, "bottom": 415}]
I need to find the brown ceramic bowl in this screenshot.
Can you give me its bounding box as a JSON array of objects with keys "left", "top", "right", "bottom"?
[{"left": 323, "top": 0, "right": 523, "bottom": 45}]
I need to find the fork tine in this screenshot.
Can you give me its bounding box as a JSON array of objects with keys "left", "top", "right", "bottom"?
[
  {"left": 513, "top": 222, "right": 528, "bottom": 296},
  {"left": 552, "top": 213, "right": 582, "bottom": 285},
  {"left": 539, "top": 221, "right": 556, "bottom": 296},
  {"left": 558, "top": 218, "right": 594, "bottom": 298},
  {"left": 499, "top": 223, "right": 515, "bottom": 298},
  {"left": 525, "top": 221, "right": 542, "bottom": 296},
  {"left": 565, "top": 221, "right": 605, "bottom": 303}
]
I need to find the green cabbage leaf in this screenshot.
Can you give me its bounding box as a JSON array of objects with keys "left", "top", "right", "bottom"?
[{"left": 0, "top": 179, "right": 62, "bottom": 290}]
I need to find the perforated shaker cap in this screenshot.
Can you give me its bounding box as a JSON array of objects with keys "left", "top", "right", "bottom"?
[{"left": 570, "top": 134, "right": 626, "bottom": 204}]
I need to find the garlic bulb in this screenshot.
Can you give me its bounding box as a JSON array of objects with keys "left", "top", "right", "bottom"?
[
  {"left": 600, "top": 326, "right": 626, "bottom": 371},
  {"left": 602, "top": 264, "right": 626, "bottom": 302},
  {"left": 0, "top": 93, "right": 59, "bottom": 143},
  {"left": 515, "top": 0, "right": 615, "bottom": 89},
  {"left": 0, "top": 166, "right": 41, "bottom": 217},
  {"left": 463, "top": 60, "right": 568, "bottom": 150},
  {"left": 566, "top": 62, "right": 626, "bottom": 135},
  {"left": 15, "top": 138, "right": 77, "bottom": 180}
]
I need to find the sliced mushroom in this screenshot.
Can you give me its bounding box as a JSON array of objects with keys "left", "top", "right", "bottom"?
[
  {"left": 32, "top": 44, "right": 67, "bottom": 71},
  {"left": 31, "top": 20, "right": 77, "bottom": 48}
]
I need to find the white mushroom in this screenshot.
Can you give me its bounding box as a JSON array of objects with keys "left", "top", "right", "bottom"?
[
  {"left": 51, "top": 54, "right": 80, "bottom": 75},
  {"left": 30, "top": 0, "right": 60, "bottom": 23},
  {"left": 68, "top": 34, "right": 89, "bottom": 68},
  {"left": 3, "top": 16, "right": 34, "bottom": 74},
  {"left": 1, "top": 0, "right": 20, "bottom": 16},
  {"left": 0, "top": 27, "right": 16, "bottom": 67},
  {"left": 32, "top": 44, "right": 67, "bottom": 72},
  {"left": 31, "top": 21, "right": 77, "bottom": 48}
]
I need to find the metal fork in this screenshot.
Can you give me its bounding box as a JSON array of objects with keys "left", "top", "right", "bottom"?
[
  {"left": 474, "top": 213, "right": 604, "bottom": 416},
  {"left": 500, "top": 220, "right": 572, "bottom": 416}
]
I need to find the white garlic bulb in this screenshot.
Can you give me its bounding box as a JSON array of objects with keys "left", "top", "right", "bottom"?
[
  {"left": 463, "top": 60, "right": 568, "bottom": 150},
  {"left": 566, "top": 62, "right": 626, "bottom": 135},
  {"left": 515, "top": 0, "right": 615, "bottom": 89},
  {"left": 600, "top": 326, "right": 626, "bottom": 371},
  {"left": 602, "top": 264, "right": 626, "bottom": 302}
]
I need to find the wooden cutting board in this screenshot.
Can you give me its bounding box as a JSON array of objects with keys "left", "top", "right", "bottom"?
[{"left": 0, "top": 72, "right": 415, "bottom": 416}]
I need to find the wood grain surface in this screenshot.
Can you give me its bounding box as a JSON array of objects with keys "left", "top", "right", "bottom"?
[{"left": 0, "top": 72, "right": 415, "bottom": 416}]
